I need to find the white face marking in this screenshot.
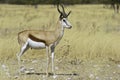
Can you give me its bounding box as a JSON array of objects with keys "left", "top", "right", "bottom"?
[
  {"left": 61, "top": 18, "right": 72, "bottom": 29},
  {"left": 27, "top": 38, "right": 46, "bottom": 49}
]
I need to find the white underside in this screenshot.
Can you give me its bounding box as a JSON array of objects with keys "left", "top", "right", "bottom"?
[{"left": 27, "top": 38, "right": 46, "bottom": 49}]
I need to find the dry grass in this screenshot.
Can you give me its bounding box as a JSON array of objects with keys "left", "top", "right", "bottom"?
[
  {"left": 0, "top": 4, "right": 120, "bottom": 60},
  {"left": 0, "top": 4, "right": 120, "bottom": 80}
]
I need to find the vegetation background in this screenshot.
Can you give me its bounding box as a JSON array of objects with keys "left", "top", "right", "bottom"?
[
  {"left": 0, "top": 0, "right": 119, "bottom": 5},
  {"left": 0, "top": 0, "right": 120, "bottom": 80}
]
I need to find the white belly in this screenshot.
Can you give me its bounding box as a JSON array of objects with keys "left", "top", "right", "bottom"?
[{"left": 27, "top": 38, "right": 46, "bottom": 49}]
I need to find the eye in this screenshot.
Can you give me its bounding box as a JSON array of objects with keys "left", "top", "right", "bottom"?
[{"left": 63, "top": 19, "right": 66, "bottom": 22}]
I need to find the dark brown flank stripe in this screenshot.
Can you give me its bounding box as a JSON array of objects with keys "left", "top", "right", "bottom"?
[{"left": 28, "top": 34, "right": 46, "bottom": 44}]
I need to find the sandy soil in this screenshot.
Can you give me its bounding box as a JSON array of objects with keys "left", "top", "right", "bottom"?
[{"left": 0, "top": 58, "right": 120, "bottom": 80}]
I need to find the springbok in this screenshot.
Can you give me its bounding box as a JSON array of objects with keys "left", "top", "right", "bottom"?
[{"left": 17, "top": 4, "right": 72, "bottom": 76}]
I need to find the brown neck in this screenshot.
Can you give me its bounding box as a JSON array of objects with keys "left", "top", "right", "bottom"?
[{"left": 54, "top": 20, "right": 64, "bottom": 44}]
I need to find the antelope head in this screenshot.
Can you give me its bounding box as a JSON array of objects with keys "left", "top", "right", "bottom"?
[{"left": 57, "top": 4, "right": 72, "bottom": 29}]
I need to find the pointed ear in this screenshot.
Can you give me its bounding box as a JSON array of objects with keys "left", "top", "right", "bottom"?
[{"left": 59, "top": 14, "right": 63, "bottom": 20}]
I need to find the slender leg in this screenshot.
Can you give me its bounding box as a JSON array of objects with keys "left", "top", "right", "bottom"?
[
  {"left": 46, "top": 46, "right": 50, "bottom": 77},
  {"left": 17, "top": 42, "right": 29, "bottom": 66},
  {"left": 50, "top": 45, "right": 55, "bottom": 75}
]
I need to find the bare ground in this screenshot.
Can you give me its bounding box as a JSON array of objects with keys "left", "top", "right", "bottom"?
[{"left": 0, "top": 57, "right": 120, "bottom": 80}]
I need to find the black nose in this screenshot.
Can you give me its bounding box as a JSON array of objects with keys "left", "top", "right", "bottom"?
[{"left": 69, "top": 26, "right": 72, "bottom": 29}]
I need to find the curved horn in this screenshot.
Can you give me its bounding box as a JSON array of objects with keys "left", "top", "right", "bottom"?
[
  {"left": 57, "top": 4, "right": 71, "bottom": 18},
  {"left": 67, "top": 11, "right": 71, "bottom": 17},
  {"left": 57, "top": 4, "right": 62, "bottom": 14},
  {"left": 60, "top": 4, "right": 66, "bottom": 15}
]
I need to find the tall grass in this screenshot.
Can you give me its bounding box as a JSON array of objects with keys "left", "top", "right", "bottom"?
[{"left": 0, "top": 4, "right": 120, "bottom": 62}]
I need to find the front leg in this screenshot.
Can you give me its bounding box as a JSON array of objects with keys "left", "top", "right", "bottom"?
[
  {"left": 46, "top": 46, "right": 50, "bottom": 77},
  {"left": 50, "top": 45, "right": 55, "bottom": 75}
]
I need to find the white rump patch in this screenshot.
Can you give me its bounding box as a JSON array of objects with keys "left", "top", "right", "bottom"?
[{"left": 27, "top": 38, "right": 46, "bottom": 49}]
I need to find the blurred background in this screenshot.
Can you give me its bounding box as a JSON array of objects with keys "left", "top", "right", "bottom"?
[{"left": 0, "top": 0, "right": 120, "bottom": 80}]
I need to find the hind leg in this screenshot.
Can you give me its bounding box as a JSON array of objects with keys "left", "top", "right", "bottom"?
[{"left": 17, "top": 42, "right": 29, "bottom": 66}]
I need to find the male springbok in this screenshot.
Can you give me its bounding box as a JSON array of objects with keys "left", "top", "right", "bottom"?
[{"left": 17, "top": 4, "right": 72, "bottom": 76}]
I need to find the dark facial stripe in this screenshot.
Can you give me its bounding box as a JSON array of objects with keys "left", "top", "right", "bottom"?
[
  {"left": 63, "top": 19, "right": 69, "bottom": 26},
  {"left": 28, "top": 34, "right": 46, "bottom": 44}
]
